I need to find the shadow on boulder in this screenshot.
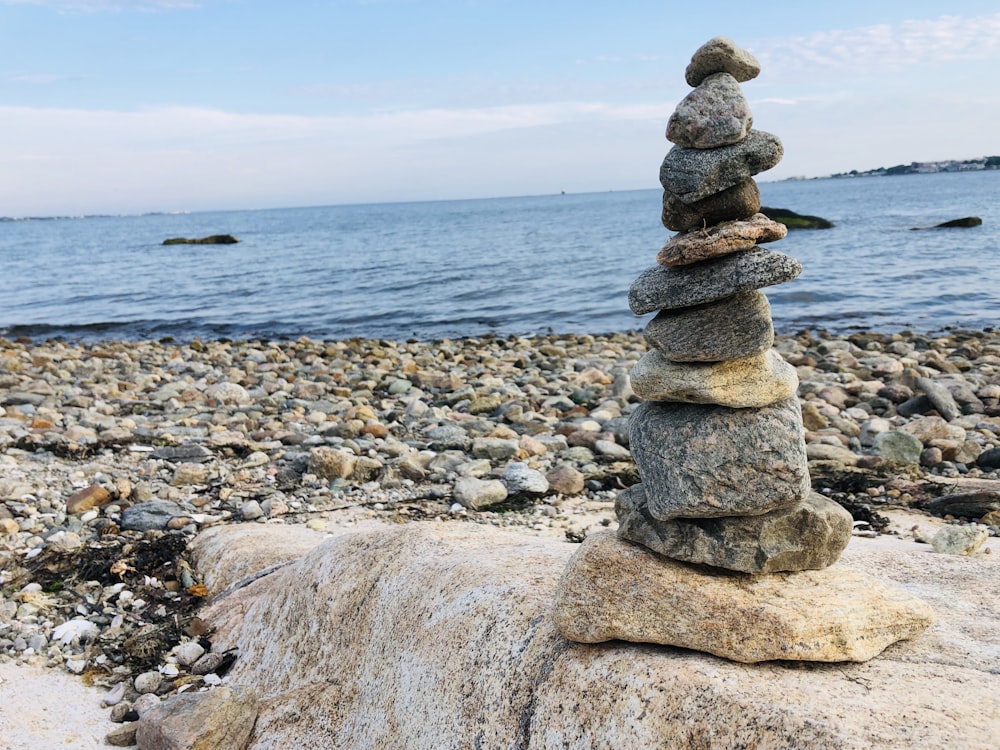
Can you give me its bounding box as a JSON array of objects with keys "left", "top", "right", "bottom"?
[
  {"left": 163, "top": 234, "right": 240, "bottom": 245},
  {"left": 760, "top": 206, "right": 834, "bottom": 229}
]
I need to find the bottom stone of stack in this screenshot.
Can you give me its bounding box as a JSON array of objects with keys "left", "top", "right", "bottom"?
[
  {"left": 615, "top": 484, "right": 853, "bottom": 574},
  {"left": 552, "top": 530, "right": 933, "bottom": 663}
]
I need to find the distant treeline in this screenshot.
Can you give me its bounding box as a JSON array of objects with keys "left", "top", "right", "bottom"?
[{"left": 832, "top": 156, "right": 1000, "bottom": 179}]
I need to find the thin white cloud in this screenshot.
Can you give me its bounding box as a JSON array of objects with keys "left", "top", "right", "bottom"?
[{"left": 755, "top": 12, "right": 1000, "bottom": 77}]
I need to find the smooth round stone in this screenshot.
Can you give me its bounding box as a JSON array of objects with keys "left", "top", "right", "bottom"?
[
  {"left": 658, "top": 213, "right": 787, "bottom": 267},
  {"left": 628, "top": 248, "right": 802, "bottom": 315},
  {"left": 627, "top": 396, "right": 810, "bottom": 520},
  {"left": 644, "top": 290, "right": 773, "bottom": 362},
  {"left": 616, "top": 485, "right": 852, "bottom": 574},
  {"left": 667, "top": 72, "right": 752, "bottom": 149},
  {"left": 662, "top": 179, "right": 760, "bottom": 232},
  {"left": 660, "top": 130, "right": 783, "bottom": 204},
  {"left": 629, "top": 348, "right": 797, "bottom": 408},
  {"left": 685, "top": 36, "right": 761, "bottom": 87}
]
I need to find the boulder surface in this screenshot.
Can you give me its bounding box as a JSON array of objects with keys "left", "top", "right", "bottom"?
[{"left": 174, "top": 523, "right": 1000, "bottom": 749}]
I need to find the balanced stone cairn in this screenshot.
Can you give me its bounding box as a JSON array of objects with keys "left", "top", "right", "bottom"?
[{"left": 553, "top": 38, "right": 932, "bottom": 663}]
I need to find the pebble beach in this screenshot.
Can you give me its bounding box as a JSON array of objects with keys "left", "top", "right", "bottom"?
[{"left": 2, "top": 327, "right": 1000, "bottom": 744}]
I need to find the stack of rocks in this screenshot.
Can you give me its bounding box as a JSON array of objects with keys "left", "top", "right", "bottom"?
[
  {"left": 553, "top": 38, "right": 933, "bottom": 663},
  {"left": 617, "top": 36, "right": 853, "bottom": 575}
]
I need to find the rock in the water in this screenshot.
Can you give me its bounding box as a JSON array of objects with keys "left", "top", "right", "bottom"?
[
  {"left": 553, "top": 530, "right": 933, "bottom": 662},
  {"left": 628, "top": 248, "right": 802, "bottom": 315},
  {"left": 667, "top": 72, "right": 752, "bottom": 149},
  {"left": 760, "top": 206, "right": 834, "bottom": 229},
  {"left": 872, "top": 430, "right": 923, "bottom": 465},
  {"left": 933, "top": 216, "right": 982, "bottom": 228},
  {"left": 121, "top": 501, "right": 184, "bottom": 532},
  {"left": 930, "top": 525, "right": 989, "bottom": 556},
  {"left": 662, "top": 178, "right": 761, "bottom": 231},
  {"left": 616, "top": 485, "right": 852, "bottom": 573},
  {"left": 629, "top": 348, "right": 797, "bottom": 408},
  {"left": 685, "top": 36, "right": 761, "bottom": 87},
  {"left": 135, "top": 685, "right": 258, "bottom": 750},
  {"left": 658, "top": 213, "right": 787, "bottom": 266},
  {"left": 660, "top": 130, "right": 783, "bottom": 204},
  {"left": 644, "top": 291, "right": 773, "bottom": 363},
  {"left": 162, "top": 234, "right": 240, "bottom": 245},
  {"left": 628, "top": 396, "right": 809, "bottom": 519}
]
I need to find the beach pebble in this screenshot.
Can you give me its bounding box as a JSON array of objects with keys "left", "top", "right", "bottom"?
[{"left": 931, "top": 525, "right": 989, "bottom": 556}]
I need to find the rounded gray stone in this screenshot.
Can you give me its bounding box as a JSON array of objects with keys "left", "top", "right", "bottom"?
[
  {"left": 660, "top": 130, "right": 783, "bottom": 204},
  {"left": 662, "top": 179, "right": 760, "bottom": 232},
  {"left": 685, "top": 36, "right": 761, "bottom": 87},
  {"left": 616, "top": 485, "right": 852, "bottom": 573},
  {"left": 872, "top": 430, "right": 923, "bottom": 465},
  {"left": 628, "top": 396, "right": 810, "bottom": 520},
  {"left": 500, "top": 462, "right": 549, "bottom": 496},
  {"left": 453, "top": 477, "right": 508, "bottom": 510},
  {"left": 667, "top": 72, "right": 753, "bottom": 149},
  {"left": 644, "top": 291, "right": 774, "bottom": 362},
  {"left": 628, "top": 248, "right": 802, "bottom": 315}
]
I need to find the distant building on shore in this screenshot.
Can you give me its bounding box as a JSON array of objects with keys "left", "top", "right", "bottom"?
[{"left": 830, "top": 156, "right": 1000, "bottom": 179}]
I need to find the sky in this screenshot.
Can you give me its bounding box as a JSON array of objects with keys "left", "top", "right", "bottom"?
[{"left": 2, "top": 0, "right": 999, "bottom": 216}]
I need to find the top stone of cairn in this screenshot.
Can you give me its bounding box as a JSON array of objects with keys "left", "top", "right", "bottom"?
[{"left": 685, "top": 36, "right": 761, "bottom": 87}]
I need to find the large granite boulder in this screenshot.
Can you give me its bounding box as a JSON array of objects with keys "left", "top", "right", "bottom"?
[{"left": 171, "top": 523, "right": 1000, "bottom": 749}]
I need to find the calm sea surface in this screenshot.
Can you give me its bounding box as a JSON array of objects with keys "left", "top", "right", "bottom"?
[{"left": 1, "top": 171, "right": 998, "bottom": 342}]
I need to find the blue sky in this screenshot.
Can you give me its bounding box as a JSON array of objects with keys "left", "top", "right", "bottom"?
[{"left": 2, "top": 0, "right": 999, "bottom": 216}]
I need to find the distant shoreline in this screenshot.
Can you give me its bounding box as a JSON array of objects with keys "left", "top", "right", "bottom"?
[{"left": 776, "top": 156, "right": 1000, "bottom": 182}]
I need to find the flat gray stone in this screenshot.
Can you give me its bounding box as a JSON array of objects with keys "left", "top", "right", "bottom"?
[
  {"left": 121, "top": 500, "right": 185, "bottom": 532},
  {"left": 628, "top": 248, "right": 802, "bottom": 315},
  {"left": 629, "top": 348, "right": 797, "bottom": 408},
  {"left": 685, "top": 36, "right": 761, "bottom": 87},
  {"left": 660, "top": 130, "right": 783, "bottom": 204},
  {"left": 616, "top": 484, "right": 853, "bottom": 574},
  {"left": 658, "top": 213, "right": 787, "bottom": 267},
  {"left": 872, "top": 430, "right": 923, "bottom": 465},
  {"left": 667, "top": 72, "right": 753, "bottom": 149},
  {"left": 662, "top": 179, "right": 760, "bottom": 232},
  {"left": 644, "top": 290, "right": 774, "bottom": 362},
  {"left": 628, "top": 396, "right": 810, "bottom": 520}
]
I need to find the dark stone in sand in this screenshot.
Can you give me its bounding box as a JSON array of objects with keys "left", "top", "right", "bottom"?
[
  {"left": 926, "top": 491, "right": 1000, "bottom": 519},
  {"left": 660, "top": 130, "right": 782, "bottom": 204},
  {"left": 628, "top": 248, "right": 802, "bottom": 315},
  {"left": 644, "top": 290, "right": 773, "bottom": 362},
  {"left": 163, "top": 234, "right": 240, "bottom": 245},
  {"left": 897, "top": 394, "right": 933, "bottom": 418},
  {"left": 685, "top": 36, "right": 761, "bottom": 87},
  {"left": 667, "top": 72, "right": 752, "bottom": 149},
  {"left": 661, "top": 179, "right": 760, "bottom": 232},
  {"left": 760, "top": 206, "right": 834, "bottom": 229},
  {"left": 627, "top": 396, "right": 810, "bottom": 520},
  {"left": 616, "top": 484, "right": 852, "bottom": 574}
]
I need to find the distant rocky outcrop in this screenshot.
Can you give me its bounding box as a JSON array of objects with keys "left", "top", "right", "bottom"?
[
  {"left": 162, "top": 234, "right": 240, "bottom": 245},
  {"left": 934, "top": 216, "right": 982, "bottom": 228},
  {"left": 760, "top": 206, "right": 834, "bottom": 229}
]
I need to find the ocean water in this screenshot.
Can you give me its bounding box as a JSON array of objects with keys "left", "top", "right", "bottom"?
[{"left": 1, "top": 170, "right": 997, "bottom": 342}]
